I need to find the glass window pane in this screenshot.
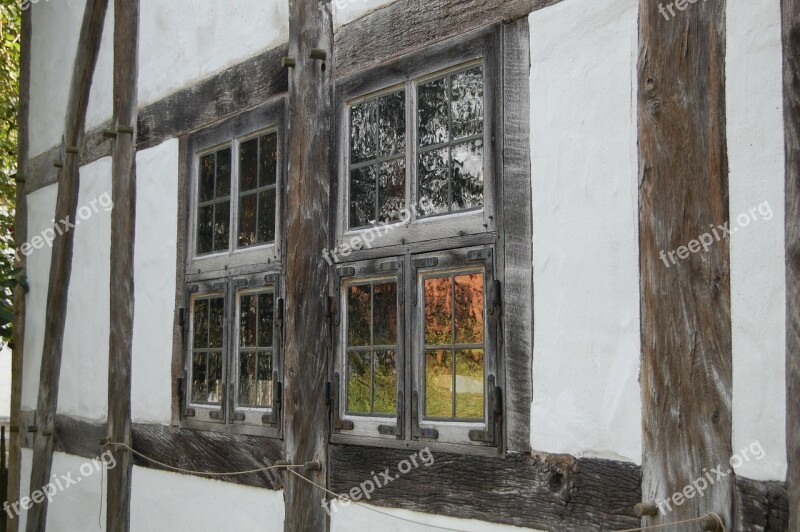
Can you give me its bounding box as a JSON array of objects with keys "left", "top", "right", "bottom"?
[
  {"left": 259, "top": 133, "right": 278, "bottom": 187},
  {"left": 378, "top": 91, "right": 405, "bottom": 157},
  {"left": 454, "top": 273, "right": 484, "bottom": 344},
  {"left": 373, "top": 350, "right": 397, "bottom": 414},
  {"left": 377, "top": 159, "right": 405, "bottom": 223},
  {"left": 350, "top": 99, "right": 377, "bottom": 164},
  {"left": 209, "top": 297, "right": 225, "bottom": 348},
  {"left": 450, "top": 67, "right": 484, "bottom": 139},
  {"left": 418, "top": 147, "right": 449, "bottom": 216},
  {"left": 238, "top": 352, "right": 257, "bottom": 406},
  {"left": 347, "top": 284, "right": 371, "bottom": 347},
  {"left": 239, "top": 294, "right": 256, "bottom": 348},
  {"left": 197, "top": 205, "right": 214, "bottom": 254},
  {"left": 349, "top": 165, "right": 376, "bottom": 228},
  {"left": 191, "top": 353, "right": 207, "bottom": 403},
  {"left": 372, "top": 282, "right": 397, "bottom": 346},
  {"left": 257, "top": 189, "right": 276, "bottom": 244},
  {"left": 193, "top": 299, "right": 209, "bottom": 349},
  {"left": 199, "top": 154, "right": 216, "bottom": 202},
  {"left": 207, "top": 352, "right": 223, "bottom": 404},
  {"left": 215, "top": 147, "right": 231, "bottom": 198},
  {"left": 451, "top": 140, "right": 484, "bottom": 211},
  {"left": 455, "top": 348, "right": 484, "bottom": 419},
  {"left": 239, "top": 139, "right": 258, "bottom": 192},
  {"left": 213, "top": 200, "right": 230, "bottom": 251},
  {"left": 347, "top": 351, "right": 371, "bottom": 414},
  {"left": 238, "top": 194, "right": 257, "bottom": 248},
  {"left": 418, "top": 77, "right": 448, "bottom": 147},
  {"left": 425, "top": 349, "right": 452, "bottom": 418},
  {"left": 258, "top": 292, "right": 274, "bottom": 347},
  {"left": 424, "top": 276, "right": 453, "bottom": 345}
]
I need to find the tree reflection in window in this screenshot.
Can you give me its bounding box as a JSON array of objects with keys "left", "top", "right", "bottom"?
[
  {"left": 238, "top": 133, "right": 278, "bottom": 248},
  {"left": 191, "top": 296, "right": 225, "bottom": 404},
  {"left": 237, "top": 290, "right": 275, "bottom": 408},
  {"left": 197, "top": 148, "right": 232, "bottom": 254}
]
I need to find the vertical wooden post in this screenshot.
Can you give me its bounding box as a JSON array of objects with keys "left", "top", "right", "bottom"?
[
  {"left": 782, "top": 0, "right": 799, "bottom": 528},
  {"left": 283, "top": 0, "right": 333, "bottom": 530},
  {"left": 638, "top": 0, "right": 733, "bottom": 528},
  {"left": 25, "top": 1, "right": 109, "bottom": 530},
  {"left": 106, "top": 0, "right": 139, "bottom": 529},
  {"left": 7, "top": 7, "right": 31, "bottom": 532}
]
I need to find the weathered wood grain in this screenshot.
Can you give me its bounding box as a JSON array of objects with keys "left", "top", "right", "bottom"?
[
  {"left": 330, "top": 445, "right": 641, "bottom": 531},
  {"left": 638, "top": 0, "right": 733, "bottom": 529},
  {"left": 734, "top": 476, "right": 789, "bottom": 531},
  {"left": 106, "top": 0, "right": 139, "bottom": 529},
  {"left": 171, "top": 135, "right": 188, "bottom": 426},
  {"left": 7, "top": 8, "right": 31, "bottom": 532},
  {"left": 499, "top": 18, "right": 533, "bottom": 454},
  {"left": 782, "top": 0, "right": 800, "bottom": 529},
  {"left": 333, "top": 0, "right": 564, "bottom": 79},
  {"left": 25, "top": 1, "right": 109, "bottom": 530},
  {"left": 283, "top": 1, "right": 334, "bottom": 530}
]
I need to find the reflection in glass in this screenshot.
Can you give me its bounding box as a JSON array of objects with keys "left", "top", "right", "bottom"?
[
  {"left": 193, "top": 299, "right": 209, "bottom": 348},
  {"left": 351, "top": 99, "right": 377, "bottom": 164},
  {"left": 238, "top": 194, "right": 257, "bottom": 247},
  {"left": 377, "top": 159, "right": 405, "bottom": 223},
  {"left": 451, "top": 140, "right": 484, "bottom": 211},
  {"left": 418, "top": 147, "right": 449, "bottom": 216},
  {"left": 258, "top": 188, "right": 276, "bottom": 244},
  {"left": 424, "top": 276, "right": 452, "bottom": 345},
  {"left": 451, "top": 67, "right": 484, "bottom": 139},
  {"left": 213, "top": 200, "right": 230, "bottom": 251},
  {"left": 347, "top": 284, "right": 371, "bottom": 346},
  {"left": 260, "top": 133, "right": 278, "bottom": 187},
  {"left": 418, "top": 78, "right": 448, "bottom": 147},
  {"left": 237, "top": 290, "right": 275, "bottom": 409},
  {"left": 209, "top": 297, "right": 225, "bottom": 348},
  {"left": 199, "top": 154, "right": 216, "bottom": 202},
  {"left": 454, "top": 273, "right": 484, "bottom": 343},
  {"left": 197, "top": 146, "right": 232, "bottom": 254},
  {"left": 378, "top": 91, "right": 406, "bottom": 157},
  {"left": 191, "top": 296, "right": 226, "bottom": 406},
  {"left": 374, "top": 350, "right": 397, "bottom": 414},
  {"left": 425, "top": 349, "right": 452, "bottom": 418},
  {"left": 373, "top": 282, "right": 397, "bottom": 345},
  {"left": 455, "top": 348, "right": 484, "bottom": 419},
  {"left": 238, "top": 133, "right": 278, "bottom": 248},
  {"left": 349, "top": 165, "right": 376, "bottom": 228},
  {"left": 239, "top": 138, "right": 258, "bottom": 191},
  {"left": 347, "top": 351, "right": 371, "bottom": 414}
]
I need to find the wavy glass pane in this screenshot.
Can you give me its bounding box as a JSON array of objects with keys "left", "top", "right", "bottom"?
[
  {"left": 209, "top": 297, "right": 225, "bottom": 349},
  {"left": 239, "top": 138, "right": 258, "bottom": 192},
  {"left": 350, "top": 100, "right": 377, "bottom": 164},
  {"left": 425, "top": 349, "right": 452, "bottom": 418},
  {"left": 258, "top": 292, "right": 274, "bottom": 347},
  {"left": 418, "top": 77, "right": 448, "bottom": 147},
  {"left": 347, "top": 284, "right": 371, "bottom": 347},
  {"left": 193, "top": 299, "right": 209, "bottom": 349},
  {"left": 373, "top": 350, "right": 397, "bottom": 414},
  {"left": 372, "top": 282, "right": 397, "bottom": 346},
  {"left": 215, "top": 148, "right": 231, "bottom": 198},
  {"left": 349, "top": 165, "right": 377, "bottom": 228},
  {"left": 207, "top": 352, "right": 223, "bottom": 404},
  {"left": 196, "top": 205, "right": 214, "bottom": 254},
  {"left": 257, "top": 353, "right": 273, "bottom": 406},
  {"left": 239, "top": 294, "right": 257, "bottom": 348},
  {"left": 191, "top": 353, "right": 207, "bottom": 403},
  {"left": 238, "top": 352, "right": 257, "bottom": 406},
  {"left": 451, "top": 140, "right": 484, "bottom": 211},
  {"left": 418, "top": 146, "right": 449, "bottom": 216},
  {"left": 259, "top": 133, "right": 278, "bottom": 187},
  {"left": 424, "top": 276, "right": 453, "bottom": 345},
  {"left": 454, "top": 273, "right": 484, "bottom": 343},
  {"left": 377, "top": 159, "right": 405, "bottom": 223},
  {"left": 378, "top": 91, "right": 406, "bottom": 157},
  {"left": 213, "top": 201, "right": 230, "bottom": 251},
  {"left": 199, "top": 153, "right": 216, "bottom": 202},
  {"left": 257, "top": 188, "right": 276, "bottom": 244},
  {"left": 347, "top": 351, "right": 371, "bottom": 414},
  {"left": 451, "top": 67, "right": 484, "bottom": 139},
  {"left": 238, "top": 194, "right": 257, "bottom": 247},
  {"left": 455, "top": 348, "right": 484, "bottom": 419}
]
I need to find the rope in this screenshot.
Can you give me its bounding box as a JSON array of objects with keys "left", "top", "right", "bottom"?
[
  {"left": 106, "top": 442, "right": 304, "bottom": 477},
  {"left": 611, "top": 512, "right": 726, "bottom": 532},
  {"left": 286, "top": 468, "right": 471, "bottom": 532}
]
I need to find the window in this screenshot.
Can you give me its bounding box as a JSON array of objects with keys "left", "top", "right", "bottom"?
[
  {"left": 182, "top": 100, "right": 285, "bottom": 437},
  {"left": 332, "top": 30, "right": 505, "bottom": 451}
]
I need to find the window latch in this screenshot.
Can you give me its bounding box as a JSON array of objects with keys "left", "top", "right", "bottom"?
[
  {"left": 378, "top": 391, "right": 403, "bottom": 438},
  {"left": 330, "top": 373, "right": 354, "bottom": 431},
  {"left": 469, "top": 374, "right": 502, "bottom": 444}
]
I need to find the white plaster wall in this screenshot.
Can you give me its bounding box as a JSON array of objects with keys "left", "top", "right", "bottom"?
[
  {"left": 331, "top": 503, "right": 541, "bottom": 531},
  {"left": 726, "top": 0, "right": 787, "bottom": 481},
  {"left": 131, "top": 466, "right": 284, "bottom": 531},
  {"left": 21, "top": 184, "right": 56, "bottom": 411},
  {"left": 57, "top": 157, "right": 112, "bottom": 420},
  {"left": 131, "top": 140, "right": 179, "bottom": 424},
  {"left": 529, "top": 0, "right": 642, "bottom": 464}
]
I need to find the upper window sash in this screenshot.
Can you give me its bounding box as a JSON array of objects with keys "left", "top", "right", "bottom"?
[{"left": 335, "top": 29, "right": 499, "bottom": 258}]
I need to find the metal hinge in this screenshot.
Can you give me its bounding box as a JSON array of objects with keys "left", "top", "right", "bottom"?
[
  {"left": 468, "top": 375, "right": 502, "bottom": 444},
  {"left": 378, "top": 391, "right": 403, "bottom": 438}
]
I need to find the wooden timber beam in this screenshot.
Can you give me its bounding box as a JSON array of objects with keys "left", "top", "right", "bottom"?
[
  {"left": 24, "top": 1, "right": 110, "bottom": 530},
  {"left": 106, "top": 0, "right": 140, "bottom": 529},
  {"left": 782, "top": 0, "right": 800, "bottom": 528},
  {"left": 283, "top": 0, "right": 334, "bottom": 530},
  {"left": 638, "top": 0, "right": 734, "bottom": 529},
  {"left": 6, "top": 8, "right": 31, "bottom": 532}
]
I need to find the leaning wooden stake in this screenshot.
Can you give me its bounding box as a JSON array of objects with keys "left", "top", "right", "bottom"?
[
  {"left": 106, "top": 0, "right": 139, "bottom": 529},
  {"left": 7, "top": 8, "right": 31, "bottom": 532},
  {"left": 782, "top": 0, "right": 799, "bottom": 528},
  {"left": 638, "top": 0, "right": 733, "bottom": 528},
  {"left": 283, "top": 0, "right": 333, "bottom": 530},
  {"left": 25, "top": 1, "right": 109, "bottom": 530}
]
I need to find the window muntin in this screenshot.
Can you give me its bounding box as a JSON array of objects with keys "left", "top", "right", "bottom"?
[
  {"left": 422, "top": 271, "right": 485, "bottom": 421},
  {"left": 238, "top": 132, "right": 278, "bottom": 248},
  {"left": 348, "top": 90, "right": 407, "bottom": 229},
  {"left": 236, "top": 288, "right": 275, "bottom": 409},
  {"left": 417, "top": 65, "right": 485, "bottom": 217},
  {"left": 190, "top": 293, "right": 226, "bottom": 406},
  {"left": 197, "top": 148, "right": 232, "bottom": 255},
  {"left": 345, "top": 280, "right": 399, "bottom": 416}
]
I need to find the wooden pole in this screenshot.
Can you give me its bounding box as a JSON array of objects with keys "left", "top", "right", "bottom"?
[
  {"left": 782, "top": 0, "right": 799, "bottom": 528},
  {"left": 106, "top": 0, "right": 139, "bottom": 529},
  {"left": 283, "top": 0, "right": 333, "bottom": 530},
  {"left": 7, "top": 7, "right": 31, "bottom": 532},
  {"left": 638, "top": 0, "right": 733, "bottom": 528},
  {"left": 25, "top": 1, "right": 109, "bottom": 530}
]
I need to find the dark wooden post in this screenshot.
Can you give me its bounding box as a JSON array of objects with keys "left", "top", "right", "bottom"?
[
  {"left": 25, "top": 1, "right": 109, "bottom": 530},
  {"left": 638, "top": 0, "right": 733, "bottom": 528},
  {"left": 106, "top": 0, "right": 139, "bottom": 529},
  {"left": 283, "top": 0, "right": 333, "bottom": 530},
  {"left": 7, "top": 7, "right": 31, "bottom": 532},
  {"left": 782, "top": 0, "right": 799, "bottom": 528}
]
